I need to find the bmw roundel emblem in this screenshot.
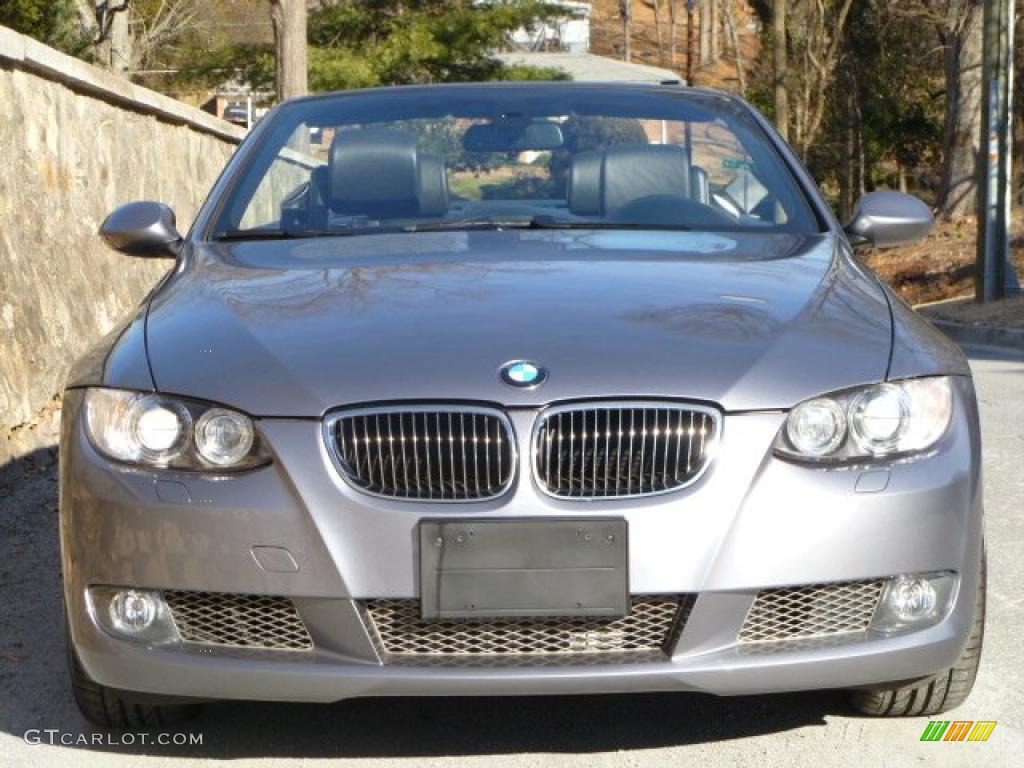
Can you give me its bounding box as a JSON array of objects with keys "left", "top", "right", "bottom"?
[{"left": 500, "top": 360, "right": 547, "bottom": 388}]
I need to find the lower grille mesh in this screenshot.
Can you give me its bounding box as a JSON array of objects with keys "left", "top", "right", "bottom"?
[
  {"left": 164, "top": 591, "right": 313, "bottom": 650},
  {"left": 738, "top": 580, "right": 884, "bottom": 644},
  {"left": 362, "top": 596, "right": 692, "bottom": 662}
]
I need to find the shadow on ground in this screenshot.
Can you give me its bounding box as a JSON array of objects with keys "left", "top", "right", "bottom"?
[{"left": 0, "top": 447, "right": 842, "bottom": 759}]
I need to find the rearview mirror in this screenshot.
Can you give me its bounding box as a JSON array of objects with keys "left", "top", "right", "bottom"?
[
  {"left": 100, "top": 201, "right": 182, "bottom": 258},
  {"left": 844, "top": 191, "right": 934, "bottom": 250},
  {"left": 463, "top": 120, "right": 565, "bottom": 153}
]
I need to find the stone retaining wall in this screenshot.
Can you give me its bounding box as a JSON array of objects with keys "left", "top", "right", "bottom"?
[{"left": 0, "top": 26, "right": 246, "bottom": 469}]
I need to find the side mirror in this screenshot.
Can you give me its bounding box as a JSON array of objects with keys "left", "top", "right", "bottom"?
[
  {"left": 100, "top": 201, "right": 182, "bottom": 258},
  {"left": 843, "top": 191, "right": 934, "bottom": 250}
]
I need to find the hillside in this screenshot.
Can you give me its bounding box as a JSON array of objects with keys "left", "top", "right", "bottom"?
[{"left": 588, "top": 0, "right": 761, "bottom": 93}]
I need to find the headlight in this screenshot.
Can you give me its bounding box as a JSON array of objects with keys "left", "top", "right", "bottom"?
[
  {"left": 84, "top": 388, "right": 269, "bottom": 471},
  {"left": 775, "top": 377, "right": 953, "bottom": 463},
  {"left": 195, "top": 408, "right": 255, "bottom": 466}
]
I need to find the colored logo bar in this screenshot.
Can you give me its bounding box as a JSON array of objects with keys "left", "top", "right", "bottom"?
[{"left": 920, "top": 720, "right": 997, "bottom": 742}]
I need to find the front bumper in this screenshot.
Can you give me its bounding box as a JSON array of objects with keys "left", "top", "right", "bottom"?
[{"left": 59, "top": 378, "right": 984, "bottom": 702}]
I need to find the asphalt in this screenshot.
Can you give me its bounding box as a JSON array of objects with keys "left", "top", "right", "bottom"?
[{"left": 1, "top": 344, "right": 1021, "bottom": 768}]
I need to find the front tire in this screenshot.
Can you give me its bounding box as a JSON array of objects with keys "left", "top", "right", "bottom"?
[
  {"left": 848, "top": 548, "right": 985, "bottom": 717},
  {"left": 65, "top": 623, "right": 202, "bottom": 728}
]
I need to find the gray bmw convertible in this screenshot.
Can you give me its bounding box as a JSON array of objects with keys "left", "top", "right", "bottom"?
[{"left": 61, "top": 82, "right": 984, "bottom": 727}]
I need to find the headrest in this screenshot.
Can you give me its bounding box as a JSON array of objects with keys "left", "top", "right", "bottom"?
[
  {"left": 602, "top": 144, "right": 691, "bottom": 213},
  {"left": 417, "top": 153, "right": 449, "bottom": 217},
  {"left": 690, "top": 165, "right": 711, "bottom": 205},
  {"left": 329, "top": 129, "right": 421, "bottom": 218},
  {"left": 569, "top": 144, "right": 692, "bottom": 216},
  {"left": 568, "top": 149, "right": 604, "bottom": 216}
]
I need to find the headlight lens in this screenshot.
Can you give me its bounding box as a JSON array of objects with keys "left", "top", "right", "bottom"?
[
  {"left": 775, "top": 377, "right": 954, "bottom": 463},
  {"left": 195, "top": 408, "right": 255, "bottom": 466},
  {"left": 133, "top": 396, "right": 191, "bottom": 463},
  {"left": 785, "top": 398, "right": 847, "bottom": 457},
  {"left": 84, "top": 388, "right": 268, "bottom": 471},
  {"left": 849, "top": 384, "right": 908, "bottom": 454}
]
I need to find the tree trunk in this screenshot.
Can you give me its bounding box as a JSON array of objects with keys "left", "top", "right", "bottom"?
[
  {"left": 686, "top": 3, "right": 695, "bottom": 83},
  {"left": 855, "top": 92, "right": 866, "bottom": 198},
  {"left": 270, "top": 0, "right": 308, "bottom": 102},
  {"left": 839, "top": 79, "right": 866, "bottom": 220},
  {"left": 652, "top": 0, "right": 665, "bottom": 65},
  {"left": 72, "top": 0, "right": 98, "bottom": 38},
  {"left": 93, "top": 2, "right": 132, "bottom": 73},
  {"left": 938, "top": 0, "right": 984, "bottom": 220},
  {"left": 699, "top": 0, "right": 712, "bottom": 65},
  {"left": 621, "top": 0, "right": 633, "bottom": 62},
  {"left": 1012, "top": 2, "right": 1023, "bottom": 205},
  {"left": 669, "top": 0, "right": 678, "bottom": 68},
  {"left": 722, "top": 0, "right": 744, "bottom": 93},
  {"left": 709, "top": 0, "right": 719, "bottom": 63},
  {"left": 773, "top": 0, "right": 788, "bottom": 141},
  {"left": 840, "top": 83, "right": 854, "bottom": 220}
]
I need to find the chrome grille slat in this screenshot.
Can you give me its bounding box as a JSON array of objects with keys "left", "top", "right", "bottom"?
[
  {"left": 738, "top": 580, "right": 885, "bottom": 644},
  {"left": 328, "top": 406, "right": 515, "bottom": 501},
  {"left": 470, "top": 414, "right": 479, "bottom": 497},
  {"left": 495, "top": 416, "right": 503, "bottom": 493},
  {"left": 362, "top": 596, "right": 694, "bottom": 661},
  {"left": 534, "top": 402, "right": 718, "bottom": 499},
  {"left": 446, "top": 413, "right": 456, "bottom": 496},
  {"left": 673, "top": 410, "right": 684, "bottom": 482}
]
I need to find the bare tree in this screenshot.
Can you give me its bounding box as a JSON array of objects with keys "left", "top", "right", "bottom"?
[
  {"left": 668, "top": 0, "right": 679, "bottom": 67},
  {"left": 838, "top": 67, "right": 866, "bottom": 219},
  {"left": 269, "top": 0, "right": 308, "bottom": 102},
  {"left": 621, "top": 0, "right": 634, "bottom": 62},
  {"left": 937, "top": 0, "right": 984, "bottom": 219},
  {"left": 721, "top": 0, "right": 744, "bottom": 93},
  {"left": 699, "top": 0, "right": 713, "bottom": 65},
  {"left": 786, "top": 0, "right": 855, "bottom": 158},
  {"left": 645, "top": 0, "right": 666, "bottom": 66},
  {"left": 100, "top": 2, "right": 131, "bottom": 73},
  {"left": 709, "top": 0, "right": 719, "bottom": 63},
  {"left": 70, "top": 1, "right": 200, "bottom": 73},
  {"left": 773, "top": 0, "right": 788, "bottom": 141}
]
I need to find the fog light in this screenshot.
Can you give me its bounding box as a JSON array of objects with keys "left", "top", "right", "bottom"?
[
  {"left": 890, "top": 579, "right": 936, "bottom": 620},
  {"left": 88, "top": 586, "right": 179, "bottom": 644},
  {"left": 109, "top": 590, "right": 157, "bottom": 633},
  {"left": 871, "top": 573, "right": 956, "bottom": 633}
]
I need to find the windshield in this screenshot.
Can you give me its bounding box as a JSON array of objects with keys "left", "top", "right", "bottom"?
[{"left": 209, "top": 86, "right": 820, "bottom": 240}]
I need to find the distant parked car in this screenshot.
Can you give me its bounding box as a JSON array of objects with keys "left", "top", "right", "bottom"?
[
  {"left": 62, "top": 82, "right": 984, "bottom": 728},
  {"left": 222, "top": 105, "right": 249, "bottom": 126}
]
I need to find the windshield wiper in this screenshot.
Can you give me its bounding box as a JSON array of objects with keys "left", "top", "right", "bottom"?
[
  {"left": 212, "top": 226, "right": 405, "bottom": 241},
  {"left": 212, "top": 229, "right": 305, "bottom": 241},
  {"left": 527, "top": 216, "right": 692, "bottom": 231},
  {"left": 402, "top": 217, "right": 693, "bottom": 233},
  {"left": 215, "top": 218, "right": 695, "bottom": 241},
  {"left": 402, "top": 218, "right": 540, "bottom": 233}
]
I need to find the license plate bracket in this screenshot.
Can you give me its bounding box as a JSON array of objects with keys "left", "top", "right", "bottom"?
[{"left": 419, "top": 518, "right": 628, "bottom": 620}]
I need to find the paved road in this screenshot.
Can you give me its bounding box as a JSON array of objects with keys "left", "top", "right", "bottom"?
[{"left": 1, "top": 345, "right": 1021, "bottom": 768}]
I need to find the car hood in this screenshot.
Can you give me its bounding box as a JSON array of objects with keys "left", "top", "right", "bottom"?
[{"left": 146, "top": 230, "right": 892, "bottom": 415}]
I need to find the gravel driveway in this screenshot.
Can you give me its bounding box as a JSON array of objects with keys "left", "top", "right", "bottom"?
[{"left": 1, "top": 344, "right": 1021, "bottom": 768}]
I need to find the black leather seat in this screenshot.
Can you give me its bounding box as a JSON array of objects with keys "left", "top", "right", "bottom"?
[
  {"left": 569, "top": 144, "right": 693, "bottom": 217},
  {"left": 319, "top": 128, "right": 449, "bottom": 220}
]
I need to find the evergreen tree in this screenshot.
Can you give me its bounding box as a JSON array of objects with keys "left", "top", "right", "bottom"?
[{"left": 177, "top": 1, "right": 570, "bottom": 94}]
